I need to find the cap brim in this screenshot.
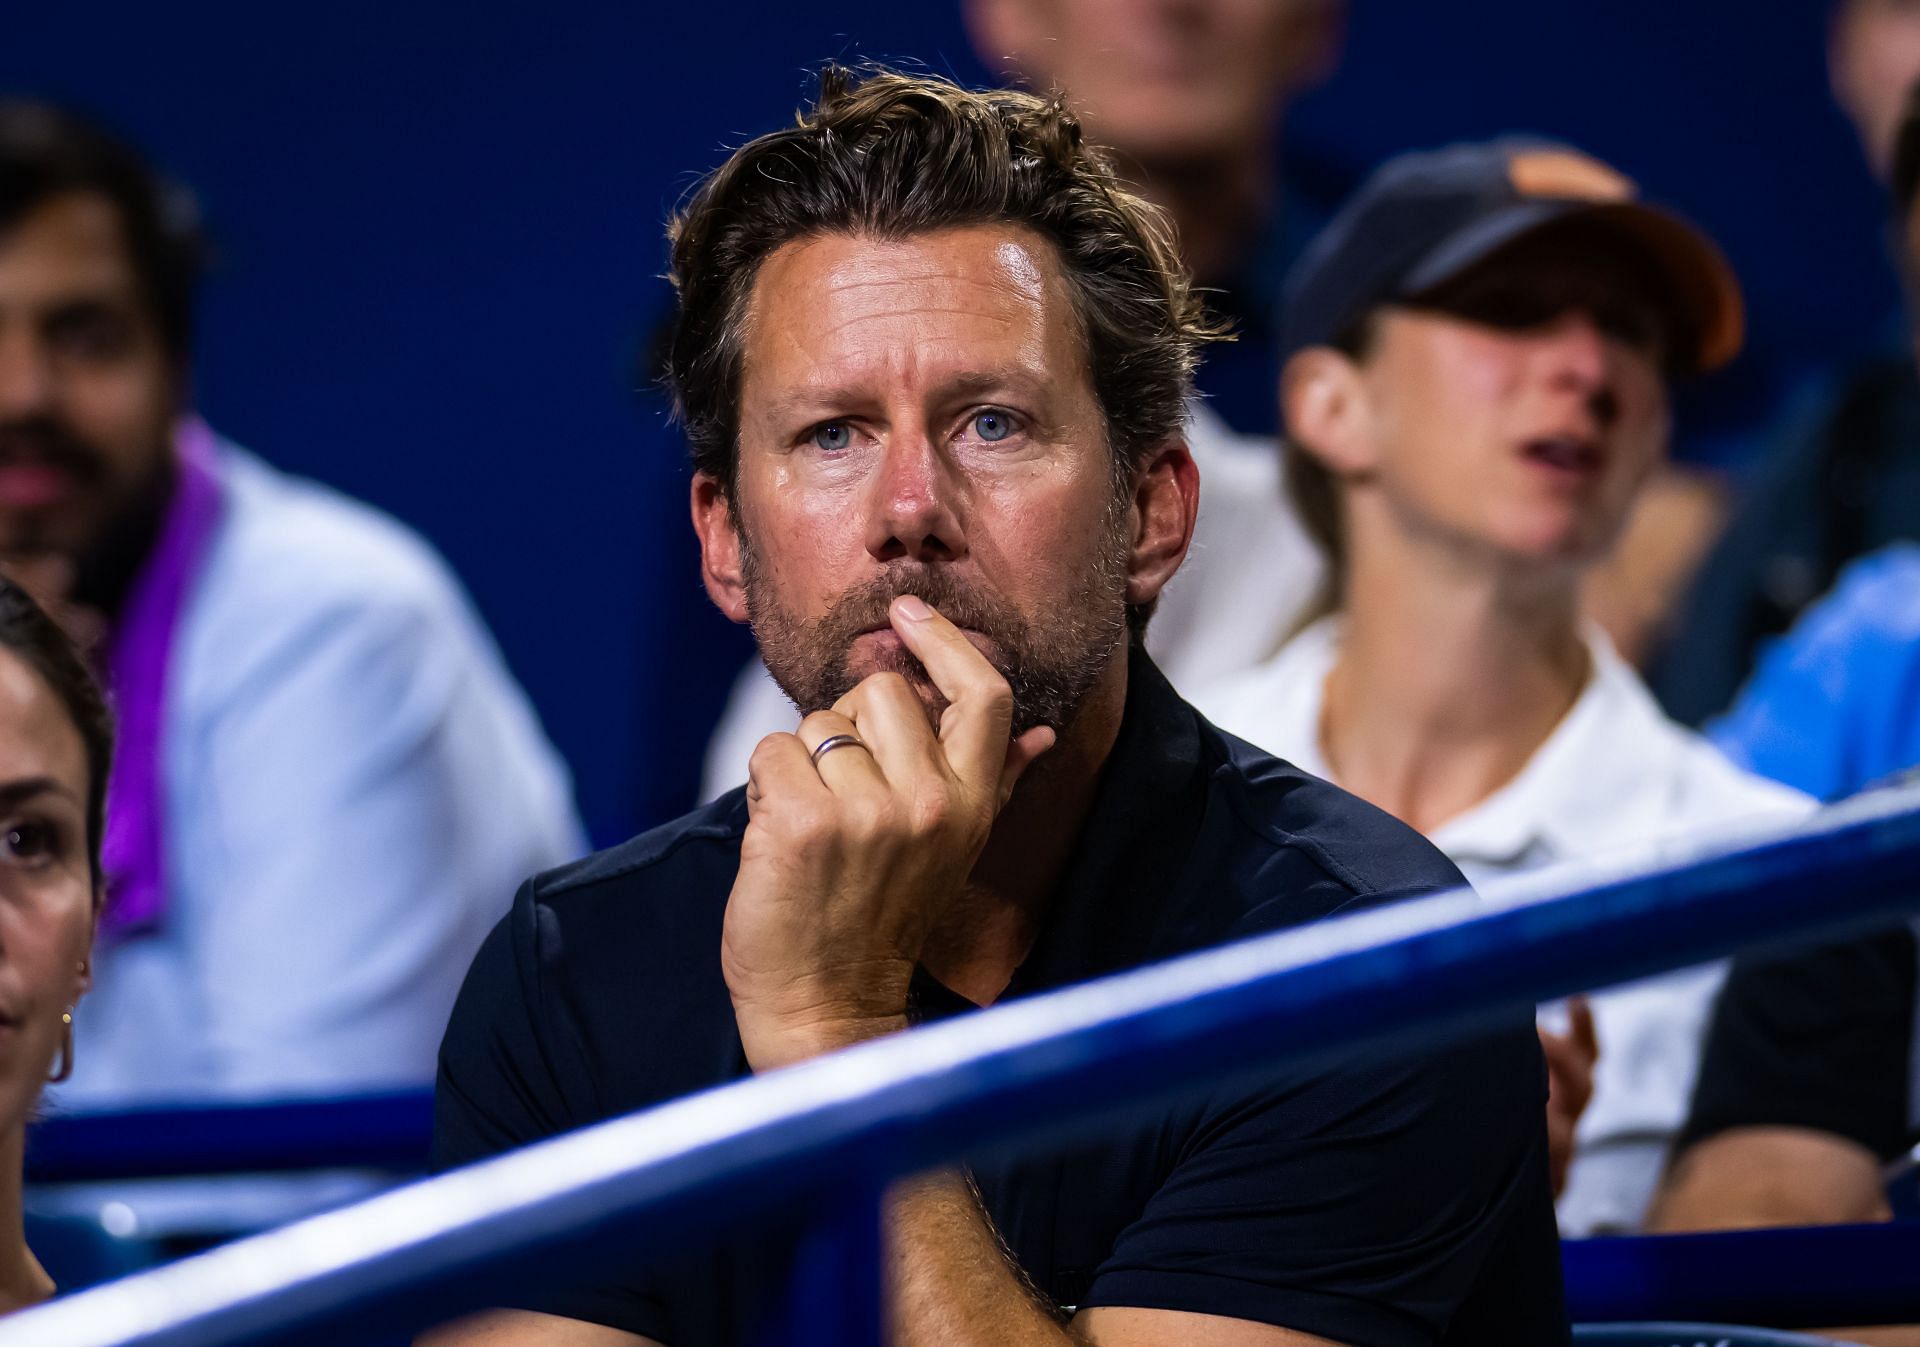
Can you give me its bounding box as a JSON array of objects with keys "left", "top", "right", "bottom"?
[{"left": 1400, "top": 199, "right": 1744, "bottom": 374}]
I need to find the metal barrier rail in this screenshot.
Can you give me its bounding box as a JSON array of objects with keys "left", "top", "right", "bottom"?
[
  {"left": 1563, "top": 1221, "right": 1920, "bottom": 1328},
  {"left": 7, "top": 782, "right": 1920, "bottom": 1346},
  {"left": 27, "top": 1092, "right": 434, "bottom": 1183}
]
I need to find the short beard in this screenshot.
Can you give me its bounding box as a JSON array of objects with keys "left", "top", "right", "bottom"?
[
  {"left": 741, "top": 496, "right": 1132, "bottom": 737},
  {"left": 0, "top": 414, "right": 173, "bottom": 616}
]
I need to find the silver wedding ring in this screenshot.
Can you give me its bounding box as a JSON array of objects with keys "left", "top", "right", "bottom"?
[{"left": 810, "top": 733, "right": 867, "bottom": 767}]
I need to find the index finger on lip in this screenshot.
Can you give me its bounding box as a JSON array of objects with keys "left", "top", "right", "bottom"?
[{"left": 888, "top": 594, "right": 1013, "bottom": 782}]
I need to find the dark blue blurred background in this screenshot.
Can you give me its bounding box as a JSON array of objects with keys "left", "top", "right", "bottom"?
[{"left": 3, "top": 2, "right": 1892, "bottom": 842}]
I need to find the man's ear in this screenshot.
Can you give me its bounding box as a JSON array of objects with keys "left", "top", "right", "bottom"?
[
  {"left": 1124, "top": 437, "right": 1200, "bottom": 611},
  {"left": 691, "top": 472, "right": 750, "bottom": 625},
  {"left": 1282, "top": 347, "right": 1376, "bottom": 477}
]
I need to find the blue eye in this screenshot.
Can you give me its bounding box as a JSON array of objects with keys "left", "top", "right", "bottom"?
[
  {"left": 973, "top": 410, "right": 1015, "bottom": 442},
  {"left": 812, "top": 423, "right": 852, "bottom": 452}
]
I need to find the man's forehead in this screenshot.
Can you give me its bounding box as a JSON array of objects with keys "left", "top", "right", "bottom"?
[
  {"left": 752, "top": 226, "right": 1060, "bottom": 317},
  {"left": 0, "top": 191, "right": 141, "bottom": 299},
  {"left": 739, "top": 225, "right": 1083, "bottom": 400}
]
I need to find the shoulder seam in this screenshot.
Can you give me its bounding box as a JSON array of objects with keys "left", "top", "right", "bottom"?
[
  {"left": 533, "top": 810, "right": 746, "bottom": 901},
  {"left": 1209, "top": 759, "right": 1378, "bottom": 900}
]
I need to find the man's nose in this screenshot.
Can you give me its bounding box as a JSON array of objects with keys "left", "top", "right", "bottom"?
[
  {"left": 1539, "top": 311, "right": 1620, "bottom": 427},
  {"left": 0, "top": 330, "right": 55, "bottom": 420},
  {"left": 863, "top": 431, "right": 967, "bottom": 564}
]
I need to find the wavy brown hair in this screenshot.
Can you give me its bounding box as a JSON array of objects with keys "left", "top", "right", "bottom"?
[{"left": 664, "top": 65, "right": 1223, "bottom": 523}]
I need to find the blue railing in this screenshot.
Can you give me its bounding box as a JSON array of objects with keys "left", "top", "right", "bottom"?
[
  {"left": 8, "top": 781, "right": 1920, "bottom": 1346},
  {"left": 27, "top": 1092, "right": 433, "bottom": 1183},
  {"left": 1564, "top": 1222, "right": 1920, "bottom": 1328}
]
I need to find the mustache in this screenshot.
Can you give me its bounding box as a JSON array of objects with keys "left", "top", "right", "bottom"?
[
  {"left": 0, "top": 418, "right": 111, "bottom": 485},
  {"left": 807, "top": 566, "right": 1030, "bottom": 653}
]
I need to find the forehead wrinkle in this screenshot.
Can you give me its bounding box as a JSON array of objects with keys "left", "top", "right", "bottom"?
[
  {"left": 778, "top": 323, "right": 1057, "bottom": 405},
  {"left": 813, "top": 305, "right": 1023, "bottom": 346},
  {"left": 763, "top": 361, "right": 1055, "bottom": 425},
  {"left": 741, "top": 227, "right": 1083, "bottom": 427}
]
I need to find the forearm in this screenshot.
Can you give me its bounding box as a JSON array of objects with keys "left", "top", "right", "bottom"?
[
  {"left": 887, "top": 1171, "right": 1075, "bottom": 1347},
  {"left": 1650, "top": 1127, "right": 1891, "bottom": 1232},
  {"left": 1819, "top": 1328, "right": 1920, "bottom": 1346}
]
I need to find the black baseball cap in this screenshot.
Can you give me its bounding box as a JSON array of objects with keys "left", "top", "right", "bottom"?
[{"left": 1281, "top": 139, "right": 1744, "bottom": 374}]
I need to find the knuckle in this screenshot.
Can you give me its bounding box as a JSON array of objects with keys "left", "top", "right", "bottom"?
[
  {"left": 798, "top": 710, "right": 849, "bottom": 739},
  {"left": 747, "top": 733, "right": 798, "bottom": 772},
  {"left": 907, "top": 784, "right": 953, "bottom": 837},
  {"left": 869, "top": 671, "right": 915, "bottom": 703},
  {"left": 966, "top": 675, "right": 1013, "bottom": 715}
]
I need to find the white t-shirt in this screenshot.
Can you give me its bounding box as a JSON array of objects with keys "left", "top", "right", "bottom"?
[
  {"left": 700, "top": 401, "right": 1322, "bottom": 798},
  {"left": 1195, "top": 618, "right": 1813, "bottom": 1236}
]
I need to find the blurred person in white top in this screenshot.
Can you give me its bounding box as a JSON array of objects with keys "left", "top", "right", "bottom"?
[{"left": 1195, "top": 140, "right": 1812, "bottom": 1237}]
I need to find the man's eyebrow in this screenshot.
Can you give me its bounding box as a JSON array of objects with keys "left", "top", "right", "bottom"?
[
  {"left": 43, "top": 295, "right": 127, "bottom": 317},
  {"left": 933, "top": 369, "right": 1050, "bottom": 402},
  {"left": 760, "top": 386, "right": 874, "bottom": 422},
  {"left": 0, "top": 778, "right": 80, "bottom": 811},
  {"left": 761, "top": 370, "right": 1052, "bottom": 421}
]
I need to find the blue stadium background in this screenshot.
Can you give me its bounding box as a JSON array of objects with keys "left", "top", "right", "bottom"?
[{"left": 2, "top": 1, "right": 1895, "bottom": 843}]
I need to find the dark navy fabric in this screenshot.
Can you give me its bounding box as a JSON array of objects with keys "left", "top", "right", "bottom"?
[
  {"left": 433, "top": 650, "right": 1567, "bottom": 1345},
  {"left": 1680, "top": 924, "right": 1919, "bottom": 1166},
  {"left": 1653, "top": 359, "right": 1920, "bottom": 729}
]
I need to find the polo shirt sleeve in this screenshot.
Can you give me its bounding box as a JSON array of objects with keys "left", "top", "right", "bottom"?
[
  {"left": 1677, "top": 925, "right": 1917, "bottom": 1164},
  {"left": 431, "top": 883, "right": 676, "bottom": 1342},
  {"left": 1083, "top": 1017, "right": 1563, "bottom": 1347}
]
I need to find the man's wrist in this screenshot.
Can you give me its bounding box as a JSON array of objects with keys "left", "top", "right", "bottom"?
[{"left": 734, "top": 1002, "right": 912, "bottom": 1072}]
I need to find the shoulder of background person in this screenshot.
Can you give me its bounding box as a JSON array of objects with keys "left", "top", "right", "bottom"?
[
  {"left": 1708, "top": 541, "right": 1920, "bottom": 800},
  {"left": 199, "top": 439, "right": 474, "bottom": 618},
  {"left": 1732, "top": 540, "right": 1920, "bottom": 711},
  {"left": 176, "top": 436, "right": 516, "bottom": 708},
  {"left": 1591, "top": 632, "right": 1815, "bottom": 834},
  {"left": 1186, "top": 618, "right": 1335, "bottom": 770},
  {"left": 1786, "top": 542, "right": 1920, "bottom": 650},
  {"left": 1648, "top": 354, "right": 1920, "bottom": 726},
  {"left": 698, "top": 658, "right": 794, "bottom": 804}
]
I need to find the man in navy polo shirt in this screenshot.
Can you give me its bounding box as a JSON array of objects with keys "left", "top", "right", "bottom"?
[{"left": 426, "top": 67, "right": 1565, "bottom": 1347}]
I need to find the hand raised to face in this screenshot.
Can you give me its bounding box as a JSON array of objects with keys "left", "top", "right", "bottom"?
[{"left": 721, "top": 595, "right": 1056, "bottom": 1073}]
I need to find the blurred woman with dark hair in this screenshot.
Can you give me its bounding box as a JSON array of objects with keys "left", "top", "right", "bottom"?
[{"left": 0, "top": 576, "right": 109, "bottom": 1310}]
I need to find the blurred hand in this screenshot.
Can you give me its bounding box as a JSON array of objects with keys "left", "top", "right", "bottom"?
[
  {"left": 721, "top": 595, "right": 1054, "bottom": 1072},
  {"left": 1539, "top": 996, "right": 1599, "bottom": 1196}
]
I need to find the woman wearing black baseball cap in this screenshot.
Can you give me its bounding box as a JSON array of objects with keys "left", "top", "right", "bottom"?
[{"left": 1197, "top": 139, "right": 1811, "bottom": 1237}]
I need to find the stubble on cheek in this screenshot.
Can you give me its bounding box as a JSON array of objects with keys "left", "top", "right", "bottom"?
[{"left": 739, "top": 490, "right": 1132, "bottom": 736}]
